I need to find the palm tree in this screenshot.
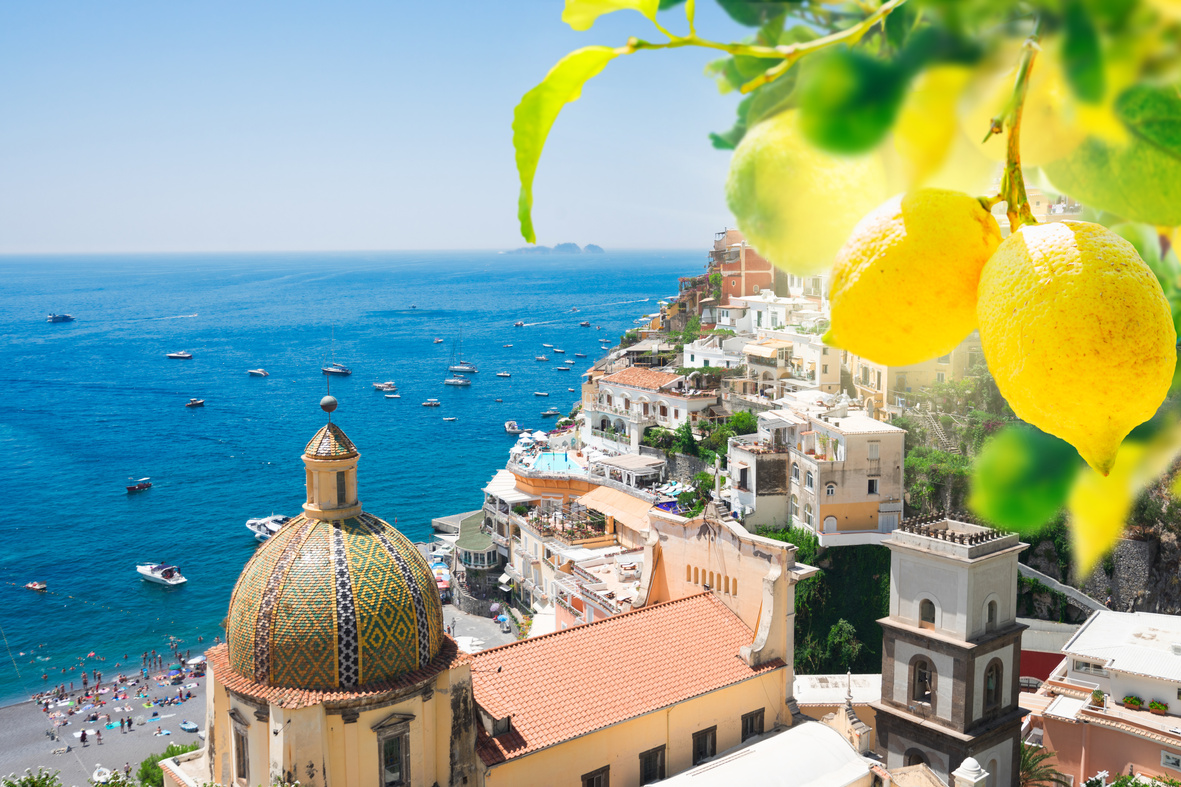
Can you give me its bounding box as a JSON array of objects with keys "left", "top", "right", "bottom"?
[{"left": 1021, "top": 742, "right": 1072, "bottom": 787}]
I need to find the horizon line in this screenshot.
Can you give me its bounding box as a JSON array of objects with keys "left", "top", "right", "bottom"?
[{"left": 0, "top": 246, "right": 705, "bottom": 257}]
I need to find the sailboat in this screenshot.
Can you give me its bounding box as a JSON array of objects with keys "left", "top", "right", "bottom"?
[
  {"left": 322, "top": 327, "right": 351, "bottom": 375},
  {"left": 448, "top": 330, "right": 478, "bottom": 374}
]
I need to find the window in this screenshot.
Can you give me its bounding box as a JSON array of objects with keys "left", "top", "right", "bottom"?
[
  {"left": 791, "top": 495, "right": 799, "bottom": 518},
  {"left": 757, "top": 311, "right": 763, "bottom": 327},
  {"left": 936, "top": 372, "right": 946, "bottom": 383},
  {"left": 804, "top": 504, "right": 813, "bottom": 526},
  {"left": 867, "top": 441, "right": 880, "bottom": 460},
  {"left": 380, "top": 731, "right": 410, "bottom": 787},
  {"left": 919, "top": 599, "right": 936, "bottom": 628},
  {"left": 822, "top": 364, "right": 828, "bottom": 374},
  {"left": 582, "top": 766, "right": 610, "bottom": 787},
  {"left": 986, "top": 600, "right": 998, "bottom": 631},
  {"left": 336, "top": 471, "right": 347, "bottom": 504},
  {"left": 741, "top": 709, "right": 765, "bottom": 741},
  {"left": 805, "top": 471, "right": 814, "bottom": 489},
  {"left": 686, "top": 565, "right": 692, "bottom": 582},
  {"left": 693, "top": 567, "right": 699, "bottom": 584},
  {"left": 673, "top": 408, "right": 679, "bottom": 419},
  {"left": 938, "top": 354, "right": 951, "bottom": 364},
  {"left": 692, "top": 726, "right": 717, "bottom": 765},
  {"left": 868, "top": 479, "right": 879, "bottom": 495},
  {"left": 704, "top": 359, "right": 710, "bottom": 367},
  {"left": 904, "top": 749, "right": 929, "bottom": 767},
  {"left": 690, "top": 354, "right": 695, "bottom": 362},
  {"left": 914, "top": 660, "right": 933, "bottom": 704},
  {"left": 826, "top": 483, "right": 836, "bottom": 497},
  {"left": 233, "top": 727, "right": 249, "bottom": 785},
  {"left": 639, "top": 747, "right": 665, "bottom": 785},
  {"left": 984, "top": 661, "right": 1002, "bottom": 711},
  {"left": 792, "top": 464, "right": 800, "bottom": 480},
  {"left": 1073, "top": 660, "right": 1108, "bottom": 677},
  {"left": 876, "top": 371, "right": 882, "bottom": 389}
]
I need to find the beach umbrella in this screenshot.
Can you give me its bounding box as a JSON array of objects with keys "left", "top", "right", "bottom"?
[
  {"left": 185, "top": 655, "right": 205, "bottom": 666},
  {"left": 489, "top": 603, "right": 500, "bottom": 613}
]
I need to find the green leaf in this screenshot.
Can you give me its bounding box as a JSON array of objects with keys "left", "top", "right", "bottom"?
[
  {"left": 1062, "top": 0, "right": 1105, "bottom": 104},
  {"left": 714, "top": 0, "right": 796, "bottom": 28},
  {"left": 657, "top": 0, "right": 686, "bottom": 8},
  {"left": 513, "top": 46, "right": 620, "bottom": 243},
  {"left": 709, "top": 93, "right": 753, "bottom": 150},
  {"left": 561, "top": 0, "right": 658, "bottom": 31},
  {"left": 745, "top": 69, "right": 797, "bottom": 127},
  {"left": 884, "top": 1, "right": 916, "bottom": 51},
  {"left": 797, "top": 47, "right": 910, "bottom": 154},
  {"left": 1116, "top": 83, "right": 1181, "bottom": 155},
  {"left": 968, "top": 425, "right": 1083, "bottom": 534}
]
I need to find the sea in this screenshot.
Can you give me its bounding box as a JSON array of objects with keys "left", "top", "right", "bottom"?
[{"left": 0, "top": 250, "right": 697, "bottom": 706}]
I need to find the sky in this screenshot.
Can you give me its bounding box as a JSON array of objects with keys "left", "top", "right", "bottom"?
[{"left": 0, "top": 2, "right": 752, "bottom": 253}]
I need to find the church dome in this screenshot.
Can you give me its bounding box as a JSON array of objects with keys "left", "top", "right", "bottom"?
[{"left": 226, "top": 512, "right": 445, "bottom": 689}]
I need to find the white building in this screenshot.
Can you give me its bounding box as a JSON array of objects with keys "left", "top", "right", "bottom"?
[
  {"left": 583, "top": 367, "right": 719, "bottom": 452},
  {"left": 1058, "top": 610, "right": 1181, "bottom": 714},
  {"left": 684, "top": 333, "right": 750, "bottom": 370}
]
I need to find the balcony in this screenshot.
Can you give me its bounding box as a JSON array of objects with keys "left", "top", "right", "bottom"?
[
  {"left": 489, "top": 531, "right": 508, "bottom": 547},
  {"left": 591, "top": 428, "right": 630, "bottom": 445},
  {"left": 866, "top": 457, "right": 881, "bottom": 477}
]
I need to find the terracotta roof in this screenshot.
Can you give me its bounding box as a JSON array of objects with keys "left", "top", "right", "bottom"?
[
  {"left": 304, "top": 422, "right": 358, "bottom": 459},
  {"left": 601, "top": 367, "right": 681, "bottom": 391},
  {"left": 206, "top": 639, "right": 469, "bottom": 709},
  {"left": 471, "top": 592, "right": 783, "bottom": 766}
]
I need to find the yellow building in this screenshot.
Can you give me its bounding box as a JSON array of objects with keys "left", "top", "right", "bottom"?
[{"left": 848, "top": 332, "right": 985, "bottom": 416}]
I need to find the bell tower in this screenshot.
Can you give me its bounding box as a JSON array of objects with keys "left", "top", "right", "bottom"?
[
  {"left": 301, "top": 395, "right": 363, "bottom": 520},
  {"left": 871, "top": 516, "right": 1027, "bottom": 787}
]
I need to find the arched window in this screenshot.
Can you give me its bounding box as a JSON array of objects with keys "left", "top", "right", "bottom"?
[
  {"left": 693, "top": 567, "right": 699, "bottom": 584},
  {"left": 791, "top": 495, "right": 799, "bottom": 518},
  {"left": 904, "top": 749, "right": 928, "bottom": 768},
  {"left": 805, "top": 471, "right": 814, "bottom": 489},
  {"left": 984, "top": 661, "right": 1003, "bottom": 710},
  {"left": 686, "top": 565, "right": 692, "bottom": 583},
  {"left": 825, "top": 483, "right": 836, "bottom": 497},
  {"left": 804, "top": 504, "right": 813, "bottom": 526},
  {"left": 986, "top": 600, "right": 998, "bottom": 632},
  {"left": 792, "top": 464, "right": 800, "bottom": 480},
  {"left": 919, "top": 599, "right": 936, "bottom": 629},
  {"left": 913, "top": 659, "right": 934, "bottom": 704}
]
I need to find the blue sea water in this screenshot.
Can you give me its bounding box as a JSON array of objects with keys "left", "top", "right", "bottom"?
[{"left": 0, "top": 250, "right": 696, "bottom": 706}]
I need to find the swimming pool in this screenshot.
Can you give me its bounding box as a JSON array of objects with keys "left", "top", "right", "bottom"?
[{"left": 531, "top": 452, "right": 582, "bottom": 473}]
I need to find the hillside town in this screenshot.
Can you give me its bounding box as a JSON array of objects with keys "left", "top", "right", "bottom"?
[{"left": 141, "top": 225, "right": 1181, "bottom": 787}]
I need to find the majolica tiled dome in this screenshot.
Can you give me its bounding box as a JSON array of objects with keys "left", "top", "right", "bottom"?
[{"left": 226, "top": 511, "right": 444, "bottom": 689}]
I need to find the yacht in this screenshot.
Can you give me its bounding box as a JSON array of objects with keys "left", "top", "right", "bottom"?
[
  {"left": 496, "top": 371, "right": 511, "bottom": 378},
  {"left": 443, "top": 375, "right": 471, "bottom": 387},
  {"left": 385, "top": 393, "right": 400, "bottom": 399},
  {"left": 373, "top": 381, "right": 397, "bottom": 391},
  {"left": 534, "top": 391, "right": 549, "bottom": 397},
  {"left": 568, "top": 388, "right": 576, "bottom": 392},
  {"left": 166, "top": 351, "right": 193, "bottom": 359},
  {"left": 503, "top": 344, "right": 513, "bottom": 348},
  {"left": 542, "top": 343, "right": 553, "bottom": 348},
  {"left": 47, "top": 314, "right": 75, "bottom": 323},
  {"left": 136, "top": 563, "right": 187, "bottom": 586},
  {"left": 574, "top": 353, "right": 586, "bottom": 358},
  {"left": 245, "top": 514, "right": 290, "bottom": 542},
  {"left": 322, "top": 362, "right": 352, "bottom": 376},
  {"left": 541, "top": 408, "right": 561, "bottom": 417},
  {"left": 579, "top": 321, "right": 591, "bottom": 327},
  {"left": 24, "top": 581, "right": 47, "bottom": 591},
  {"left": 505, "top": 421, "right": 525, "bottom": 434},
  {"left": 248, "top": 369, "right": 269, "bottom": 377},
  {"left": 495, "top": 398, "right": 503, "bottom": 402},
  {"left": 126, "top": 477, "right": 152, "bottom": 493},
  {"left": 443, "top": 417, "right": 457, "bottom": 422},
  {"left": 556, "top": 366, "right": 570, "bottom": 371},
  {"left": 514, "top": 321, "right": 524, "bottom": 327},
  {"left": 422, "top": 398, "right": 441, "bottom": 407},
  {"left": 553, "top": 348, "right": 565, "bottom": 354},
  {"left": 448, "top": 330, "right": 478, "bottom": 373},
  {"left": 433, "top": 338, "right": 444, "bottom": 344},
  {"left": 535, "top": 355, "right": 549, "bottom": 362},
  {"left": 185, "top": 398, "right": 205, "bottom": 407}
]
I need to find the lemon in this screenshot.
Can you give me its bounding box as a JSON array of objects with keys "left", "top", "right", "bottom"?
[
  {"left": 726, "top": 109, "right": 888, "bottom": 275},
  {"left": 977, "top": 221, "right": 1176, "bottom": 475},
  {"left": 823, "top": 189, "right": 1002, "bottom": 367}
]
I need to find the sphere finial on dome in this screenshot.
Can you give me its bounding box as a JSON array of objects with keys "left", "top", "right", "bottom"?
[{"left": 321, "top": 395, "right": 338, "bottom": 414}]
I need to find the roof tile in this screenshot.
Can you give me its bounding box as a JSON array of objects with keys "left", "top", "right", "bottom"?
[{"left": 601, "top": 367, "right": 681, "bottom": 392}]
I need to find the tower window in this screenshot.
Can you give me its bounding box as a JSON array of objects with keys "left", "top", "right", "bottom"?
[
  {"left": 336, "top": 471, "right": 347, "bottom": 505},
  {"left": 986, "top": 600, "right": 998, "bottom": 632},
  {"left": 233, "top": 727, "right": 249, "bottom": 784},
  {"left": 913, "top": 660, "right": 934, "bottom": 705},
  {"left": 984, "top": 661, "right": 1003, "bottom": 711},
  {"left": 380, "top": 730, "right": 410, "bottom": 786},
  {"left": 919, "top": 599, "right": 936, "bottom": 629}
]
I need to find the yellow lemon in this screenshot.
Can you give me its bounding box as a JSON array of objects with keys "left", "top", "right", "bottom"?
[
  {"left": 977, "top": 221, "right": 1176, "bottom": 475},
  {"left": 824, "top": 189, "right": 1002, "bottom": 366},
  {"left": 726, "top": 109, "right": 888, "bottom": 275}
]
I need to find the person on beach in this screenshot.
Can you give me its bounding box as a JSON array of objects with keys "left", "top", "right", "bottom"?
[
  {"left": 119, "top": 718, "right": 125, "bottom": 733},
  {"left": 80, "top": 729, "right": 87, "bottom": 746},
  {"left": 96, "top": 729, "right": 102, "bottom": 745},
  {"left": 124, "top": 763, "right": 131, "bottom": 777}
]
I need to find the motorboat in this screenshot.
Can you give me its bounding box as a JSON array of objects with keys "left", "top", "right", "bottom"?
[
  {"left": 248, "top": 369, "right": 269, "bottom": 377},
  {"left": 534, "top": 391, "right": 549, "bottom": 397},
  {"left": 444, "top": 375, "right": 471, "bottom": 386},
  {"left": 443, "top": 417, "right": 458, "bottom": 422},
  {"left": 541, "top": 408, "right": 561, "bottom": 417},
  {"left": 570, "top": 307, "right": 579, "bottom": 312},
  {"left": 47, "top": 314, "right": 75, "bottom": 323},
  {"left": 574, "top": 352, "right": 586, "bottom": 358},
  {"left": 448, "top": 330, "right": 478, "bottom": 373},
  {"left": 495, "top": 398, "right": 503, "bottom": 402},
  {"left": 535, "top": 356, "right": 549, "bottom": 362},
  {"left": 553, "top": 348, "right": 565, "bottom": 354},
  {"left": 505, "top": 421, "right": 525, "bottom": 434},
  {"left": 25, "top": 581, "right": 47, "bottom": 591},
  {"left": 137, "top": 563, "right": 187, "bottom": 586},
  {"left": 568, "top": 388, "right": 576, "bottom": 392},
  {"left": 322, "top": 362, "right": 352, "bottom": 376},
  {"left": 503, "top": 344, "right": 513, "bottom": 348},
  {"left": 373, "top": 381, "right": 397, "bottom": 391},
  {"left": 126, "top": 477, "right": 152, "bottom": 493},
  {"left": 166, "top": 351, "right": 193, "bottom": 359},
  {"left": 542, "top": 343, "right": 553, "bottom": 348},
  {"left": 579, "top": 321, "right": 591, "bottom": 327},
  {"left": 496, "top": 372, "right": 511, "bottom": 378},
  {"left": 433, "top": 337, "right": 444, "bottom": 343},
  {"left": 385, "top": 394, "right": 400, "bottom": 399},
  {"left": 422, "top": 399, "right": 441, "bottom": 407},
  {"left": 556, "top": 367, "right": 570, "bottom": 371},
  {"left": 185, "top": 398, "right": 205, "bottom": 407},
  {"left": 514, "top": 321, "right": 524, "bottom": 327},
  {"left": 245, "top": 514, "right": 290, "bottom": 542}
]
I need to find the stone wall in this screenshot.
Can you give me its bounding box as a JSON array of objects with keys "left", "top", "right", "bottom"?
[
  {"left": 665, "top": 452, "right": 711, "bottom": 484},
  {"left": 1081, "top": 538, "right": 1157, "bottom": 612}
]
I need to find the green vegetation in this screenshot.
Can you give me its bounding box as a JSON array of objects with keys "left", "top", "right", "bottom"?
[
  {"left": 138, "top": 742, "right": 201, "bottom": 787},
  {"left": 1020, "top": 742, "right": 1072, "bottom": 787},
  {"left": 2, "top": 769, "right": 62, "bottom": 787},
  {"left": 758, "top": 526, "right": 889, "bottom": 674},
  {"left": 709, "top": 271, "right": 722, "bottom": 301},
  {"left": 619, "top": 329, "right": 640, "bottom": 349},
  {"left": 904, "top": 446, "right": 971, "bottom": 514},
  {"left": 678, "top": 315, "right": 702, "bottom": 346}
]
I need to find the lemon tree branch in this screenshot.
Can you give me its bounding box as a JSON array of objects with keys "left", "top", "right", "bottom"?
[{"left": 986, "top": 18, "right": 1043, "bottom": 233}]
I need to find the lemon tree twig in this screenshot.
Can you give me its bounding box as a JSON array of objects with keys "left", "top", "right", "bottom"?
[{"left": 984, "top": 17, "right": 1043, "bottom": 234}]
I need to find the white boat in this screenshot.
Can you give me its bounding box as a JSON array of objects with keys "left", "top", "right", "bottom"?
[
  {"left": 248, "top": 368, "right": 269, "bottom": 377},
  {"left": 443, "top": 417, "right": 457, "bottom": 422},
  {"left": 535, "top": 356, "right": 549, "bottom": 362},
  {"left": 448, "top": 330, "right": 478, "bottom": 373},
  {"left": 534, "top": 391, "right": 549, "bottom": 397},
  {"left": 422, "top": 399, "right": 441, "bottom": 407},
  {"left": 556, "top": 367, "right": 570, "bottom": 371},
  {"left": 433, "top": 338, "right": 444, "bottom": 344},
  {"left": 136, "top": 563, "right": 187, "bottom": 586},
  {"left": 503, "top": 344, "right": 513, "bottom": 348},
  {"left": 373, "top": 381, "right": 397, "bottom": 391},
  {"left": 496, "top": 372, "right": 511, "bottom": 378},
  {"left": 514, "top": 321, "right": 524, "bottom": 327},
  {"left": 542, "top": 343, "right": 553, "bottom": 348},
  {"left": 505, "top": 421, "right": 525, "bottom": 434},
  {"left": 553, "top": 348, "right": 565, "bottom": 354},
  {"left": 323, "top": 361, "right": 352, "bottom": 376},
  {"left": 541, "top": 408, "right": 561, "bottom": 417},
  {"left": 574, "top": 353, "right": 586, "bottom": 358},
  {"left": 444, "top": 375, "right": 471, "bottom": 386},
  {"left": 166, "top": 351, "right": 193, "bottom": 359},
  {"left": 245, "top": 514, "right": 290, "bottom": 542},
  {"left": 568, "top": 388, "right": 576, "bottom": 392},
  {"left": 385, "top": 394, "right": 400, "bottom": 399}
]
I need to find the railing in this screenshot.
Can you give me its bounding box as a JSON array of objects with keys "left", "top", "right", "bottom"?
[
  {"left": 555, "top": 594, "right": 583, "bottom": 622},
  {"left": 866, "top": 457, "right": 881, "bottom": 477},
  {"left": 591, "top": 428, "right": 629, "bottom": 444},
  {"left": 489, "top": 532, "right": 508, "bottom": 547}
]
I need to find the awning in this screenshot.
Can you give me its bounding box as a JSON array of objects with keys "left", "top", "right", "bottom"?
[
  {"left": 743, "top": 344, "right": 778, "bottom": 358},
  {"left": 436, "top": 579, "right": 450, "bottom": 589},
  {"left": 483, "top": 469, "right": 538, "bottom": 505},
  {"left": 576, "top": 485, "right": 654, "bottom": 533},
  {"left": 498, "top": 573, "right": 511, "bottom": 584}
]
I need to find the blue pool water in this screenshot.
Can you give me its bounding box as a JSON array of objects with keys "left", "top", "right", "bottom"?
[
  {"left": 0, "top": 250, "right": 696, "bottom": 705},
  {"left": 531, "top": 451, "right": 582, "bottom": 473}
]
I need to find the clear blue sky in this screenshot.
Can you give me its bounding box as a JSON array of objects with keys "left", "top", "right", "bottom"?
[{"left": 0, "top": 2, "right": 750, "bottom": 253}]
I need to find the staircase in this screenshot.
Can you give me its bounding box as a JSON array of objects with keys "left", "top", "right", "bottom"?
[{"left": 919, "top": 403, "right": 960, "bottom": 454}]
